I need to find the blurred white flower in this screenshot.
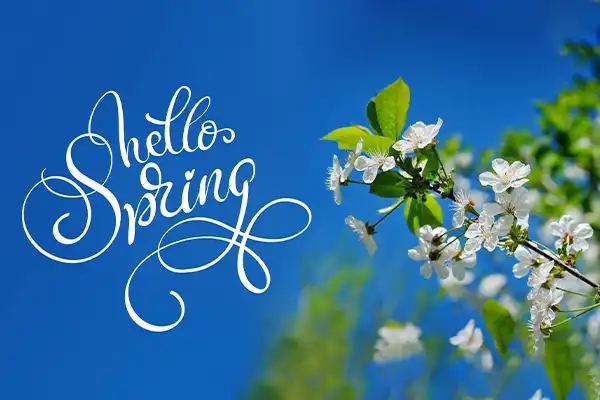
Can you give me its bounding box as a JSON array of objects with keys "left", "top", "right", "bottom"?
[
  {"left": 587, "top": 310, "right": 600, "bottom": 347},
  {"left": 454, "top": 151, "right": 473, "bottom": 168},
  {"left": 564, "top": 163, "right": 588, "bottom": 181},
  {"left": 582, "top": 240, "right": 600, "bottom": 268},
  {"left": 482, "top": 187, "right": 532, "bottom": 226},
  {"left": 373, "top": 323, "right": 423, "bottom": 363},
  {"left": 480, "top": 348, "right": 494, "bottom": 371},
  {"left": 345, "top": 216, "right": 376, "bottom": 255},
  {"left": 479, "top": 273, "right": 507, "bottom": 298},
  {"left": 440, "top": 270, "right": 475, "bottom": 300},
  {"left": 449, "top": 319, "right": 483, "bottom": 354},
  {"left": 499, "top": 293, "right": 521, "bottom": 319},
  {"left": 548, "top": 214, "right": 594, "bottom": 252},
  {"left": 479, "top": 158, "right": 531, "bottom": 194},
  {"left": 453, "top": 174, "right": 488, "bottom": 206},
  {"left": 529, "top": 389, "right": 550, "bottom": 400},
  {"left": 555, "top": 274, "right": 593, "bottom": 310},
  {"left": 392, "top": 118, "right": 443, "bottom": 155},
  {"left": 354, "top": 149, "right": 395, "bottom": 184}
]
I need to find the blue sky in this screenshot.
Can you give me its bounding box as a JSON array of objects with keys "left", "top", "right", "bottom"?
[{"left": 1, "top": 0, "right": 599, "bottom": 398}]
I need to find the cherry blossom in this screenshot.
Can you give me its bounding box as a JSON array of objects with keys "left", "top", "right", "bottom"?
[
  {"left": 345, "top": 216, "right": 377, "bottom": 255},
  {"left": 548, "top": 214, "right": 594, "bottom": 252},
  {"left": 392, "top": 118, "right": 443, "bottom": 155},
  {"left": 479, "top": 158, "right": 531, "bottom": 193}
]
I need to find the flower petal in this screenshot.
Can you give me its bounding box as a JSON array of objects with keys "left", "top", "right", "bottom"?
[
  {"left": 362, "top": 165, "right": 378, "bottom": 183},
  {"left": 464, "top": 237, "right": 483, "bottom": 254},
  {"left": 382, "top": 156, "right": 396, "bottom": 171},
  {"left": 452, "top": 209, "right": 465, "bottom": 228},
  {"left": 364, "top": 236, "right": 377, "bottom": 255},
  {"left": 572, "top": 237, "right": 589, "bottom": 252},
  {"left": 333, "top": 187, "right": 342, "bottom": 205},
  {"left": 491, "top": 158, "right": 510, "bottom": 174},
  {"left": 573, "top": 223, "right": 594, "bottom": 239},
  {"left": 354, "top": 155, "right": 372, "bottom": 171},
  {"left": 479, "top": 171, "right": 500, "bottom": 187},
  {"left": 420, "top": 262, "right": 433, "bottom": 279},
  {"left": 482, "top": 202, "right": 503, "bottom": 216}
]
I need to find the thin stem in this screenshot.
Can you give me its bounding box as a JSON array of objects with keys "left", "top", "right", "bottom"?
[
  {"left": 522, "top": 240, "right": 600, "bottom": 289},
  {"left": 433, "top": 147, "right": 448, "bottom": 179},
  {"left": 557, "top": 303, "right": 600, "bottom": 313},
  {"left": 437, "top": 225, "right": 464, "bottom": 239},
  {"left": 438, "top": 231, "right": 466, "bottom": 253},
  {"left": 372, "top": 198, "right": 405, "bottom": 229},
  {"left": 556, "top": 286, "right": 596, "bottom": 299},
  {"left": 345, "top": 179, "right": 369, "bottom": 185},
  {"left": 529, "top": 239, "right": 559, "bottom": 259},
  {"left": 548, "top": 303, "right": 600, "bottom": 329}
]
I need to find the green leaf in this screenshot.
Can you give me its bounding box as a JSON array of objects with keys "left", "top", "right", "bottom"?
[
  {"left": 482, "top": 299, "right": 515, "bottom": 357},
  {"left": 403, "top": 193, "right": 443, "bottom": 234},
  {"left": 417, "top": 149, "right": 441, "bottom": 180},
  {"left": 320, "top": 126, "right": 394, "bottom": 153},
  {"left": 374, "top": 78, "right": 410, "bottom": 140},
  {"left": 366, "top": 99, "right": 383, "bottom": 136},
  {"left": 369, "top": 171, "right": 406, "bottom": 198},
  {"left": 544, "top": 317, "right": 576, "bottom": 400}
]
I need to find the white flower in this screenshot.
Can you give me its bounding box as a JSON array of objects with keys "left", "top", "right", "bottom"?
[
  {"left": 345, "top": 138, "right": 364, "bottom": 168},
  {"left": 354, "top": 148, "right": 396, "bottom": 183},
  {"left": 512, "top": 245, "right": 553, "bottom": 279},
  {"left": 345, "top": 216, "right": 377, "bottom": 255},
  {"left": 480, "top": 348, "right": 494, "bottom": 371},
  {"left": 464, "top": 212, "right": 512, "bottom": 254},
  {"left": 526, "top": 261, "right": 555, "bottom": 301},
  {"left": 450, "top": 189, "right": 475, "bottom": 228},
  {"left": 373, "top": 323, "right": 424, "bottom": 362},
  {"left": 479, "top": 273, "right": 507, "bottom": 298},
  {"left": 449, "top": 319, "right": 483, "bottom": 354},
  {"left": 530, "top": 285, "right": 564, "bottom": 327},
  {"left": 326, "top": 155, "right": 348, "bottom": 205},
  {"left": 440, "top": 271, "right": 475, "bottom": 301},
  {"left": 408, "top": 226, "right": 454, "bottom": 280},
  {"left": 548, "top": 214, "right": 594, "bottom": 252},
  {"left": 587, "top": 310, "right": 600, "bottom": 347},
  {"left": 499, "top": 294, "right": 521, "bottom": 319},
  {"left": 392, "top": 118, "right": 443, "bottom": 155},
  {"left": 528, "top": 311, "right": 547, "bottom": 356},
  {"left": 482, "top": 187, "right": 532, "bottom": 226},
  {"left": 479, "top": 158, "right": 531, "bottom": 193},
  {"left": 454, "top": 174, "right": 488, "bottom": 206},
  {"left": 529, "top": 389, "right": 550, "bottom": 400},
  {"left": 443, "top": 237, "right": 477, "bottom": 281}
]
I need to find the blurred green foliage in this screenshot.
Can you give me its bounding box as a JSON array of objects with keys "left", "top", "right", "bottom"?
[{"left": 247, "top": 264, "right": 371, "bottom": 400}]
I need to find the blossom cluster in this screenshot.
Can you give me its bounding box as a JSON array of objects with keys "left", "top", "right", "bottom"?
[{"left": 324, "top": 115, "right": 600, "bottom": 367}]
